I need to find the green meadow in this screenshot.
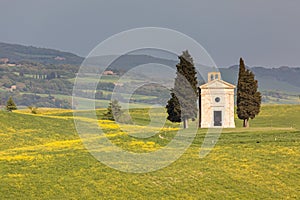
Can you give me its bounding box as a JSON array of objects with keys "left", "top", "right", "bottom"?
[{"left": 0, "top": 105, "right": 299, "bottom": 199}]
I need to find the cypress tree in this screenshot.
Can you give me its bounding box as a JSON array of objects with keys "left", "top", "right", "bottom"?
[
  {"left": 166, "top": 50, "right": 198, "bottom": 128},
  {"left": 6, "top": 97, "right": 17, "bottom": 112},
  {"left": 166, "top": 92, "right": 181, "bottom": 122},
  {"left": 237, "top": 58, "right": 261, "bottom": 127},
  {"left": 104, "top": 100, "right": 122, "bottom": 121}
]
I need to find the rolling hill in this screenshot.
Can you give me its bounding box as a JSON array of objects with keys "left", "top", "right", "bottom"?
[
  {"left": 0, "top": 42, "right": 83, "bottom": 65},
  {"left": 1, "top": 41, "right": 299, "bottom": 92},
  {"left": 220, "top": 65, "right": 300, "bottom": 93},
  {"left": 0, "top": 42, "right": 299, "bottom": 107},
  {"left": 0, "top": 105, "right": 299, "bottom": 199}
]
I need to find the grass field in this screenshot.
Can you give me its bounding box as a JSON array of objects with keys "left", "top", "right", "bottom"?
[
  {"left": 20, "top": 92, "right": 153, "bottom": 109},
  {"left": 0, "top": 105, "right": 299, "bottom": 199}
]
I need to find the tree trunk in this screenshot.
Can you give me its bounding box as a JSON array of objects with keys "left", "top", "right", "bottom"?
[
  {"left": 243, "top": 118, "right": 249, "bottom": 128},
  {"left": 183, "top": 117, "right": 188, "bottom": 129}
]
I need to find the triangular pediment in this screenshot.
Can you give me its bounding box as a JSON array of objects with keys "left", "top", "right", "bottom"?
[{"left": 199, "top": 79, "right": 236, "bottom": 89}]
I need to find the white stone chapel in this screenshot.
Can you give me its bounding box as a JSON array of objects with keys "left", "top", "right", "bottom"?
[{"left": 199, "top": 72, "right": 236, "bottom": 128}]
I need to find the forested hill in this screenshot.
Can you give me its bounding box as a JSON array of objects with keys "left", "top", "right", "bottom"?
[
  {"left": 0, "top": 41, "right": 299, "bottom": 107},
  {"left": 0, "top": 42, "right": 83, "bottom": 65},
  {"left": 1, "top": 41, "right": 299, "bottom": 92}
]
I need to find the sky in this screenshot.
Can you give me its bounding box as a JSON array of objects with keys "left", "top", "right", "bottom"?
[{"left": 0, "top": 0, "right": 299, "bottom": 68}]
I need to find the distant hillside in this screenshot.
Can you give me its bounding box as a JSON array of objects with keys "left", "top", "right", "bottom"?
[
  {"left": 0, "top": 41, "right": 299, "bottom": 106},
  {"left": 220, "top": 65, "right": 300, "bottom": 93},
  {"left": 0, "top": 42, "right": 83, "bottom": 65},
  {"left": 83, "top": 54, "right": 177, "bottom": 74},
  {"left": 100, "top": 55, "right": 300, "bottom": 93}
]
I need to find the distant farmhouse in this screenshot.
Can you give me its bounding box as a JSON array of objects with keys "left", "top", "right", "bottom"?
[
  {"left": 0, "top": 58, "right": 9, "bottom": 64},
  {"left": 199, "top": 72, "right": 235, "bottom": 128},
  {"left": 4, "top": 85, "right": 17, "bottom": 92},
  {"left": 103, "top": 70, "right": 115, "bottom": 75},
  {"left": 54, "top": 56, "right": 66, "bottom": 61},
  {"left": 10, "top": 85, "right": 17, "bottom": 92}
]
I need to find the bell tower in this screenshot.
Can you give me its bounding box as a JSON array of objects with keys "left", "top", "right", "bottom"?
[{"left": 208, "top": 72, "right": 221, "bottom": 82}]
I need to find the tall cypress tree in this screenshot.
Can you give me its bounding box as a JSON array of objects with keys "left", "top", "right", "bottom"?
[
  {"left": 237, "top": 58, "right": 261, "bottom": 127},
  {"left": 166, "top": 50, "right": 198, "bottom": 128}
]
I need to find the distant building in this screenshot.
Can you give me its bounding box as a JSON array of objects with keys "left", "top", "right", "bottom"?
[
  {"left": 54, "top": 56, "right": 66, "bottom": 61},
  {"left": 199, "top": 72, "right": 235, "bottom": 128},
  {"left": 10, "top": 85, "right": 17, "bottom": 92},
  {"left": 114, "top": 82, "right": 124, "bottom": 86},
  {"left": 103, "top": 70, "right": 114, "bottom": 75},
  {"left": 0, "top": 58, "right": 9, "bottom": 64}
]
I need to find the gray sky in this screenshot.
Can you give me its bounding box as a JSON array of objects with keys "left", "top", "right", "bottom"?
[{"left": 1, "top": 0, "right": 299, "bottom": 67}]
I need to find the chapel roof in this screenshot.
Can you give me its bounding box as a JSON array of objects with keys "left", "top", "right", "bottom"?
[{"left": 199, "top": 79, "right": 236, "bottom": 89}]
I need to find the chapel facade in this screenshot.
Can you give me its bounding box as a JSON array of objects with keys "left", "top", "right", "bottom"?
[{"left": 199, "top": 72, "right": 235, "bottom": 128}]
